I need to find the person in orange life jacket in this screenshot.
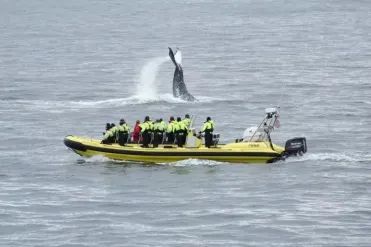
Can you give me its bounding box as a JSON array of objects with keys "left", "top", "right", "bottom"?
[
  {"left": 166, "top": 116, "right": 175, "bottom": 143},
  {"left": 200, "top": 117, "right": 214, "bottom": 148}
]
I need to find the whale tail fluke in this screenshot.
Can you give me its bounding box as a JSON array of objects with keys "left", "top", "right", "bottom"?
[
  {"left": 168, "top": 47, "right": 197, "bottom": 102},
  {"left": 174, "top": 48, "right": 182, "bottom": 65},
  {"left": 168, "top": 47, "right": 177, "bottom": 67},
  {"left": 168, "top": 47, "right": 183, "bottom": 69}
]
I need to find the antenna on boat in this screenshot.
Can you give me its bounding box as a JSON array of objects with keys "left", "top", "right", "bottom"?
[
  {"left": 276, "top": 81, "right": 289, "bottom": 115},
  {"left": 240, "top": 81, "right": 289, "bottom": 143}
]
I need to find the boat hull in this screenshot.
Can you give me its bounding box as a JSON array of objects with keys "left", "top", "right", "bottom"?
[{"left": 64, "top": 136, "right": 283, "bottom": 164}]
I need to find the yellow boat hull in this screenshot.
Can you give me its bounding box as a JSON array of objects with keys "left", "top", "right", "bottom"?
[{"left": 64, "top": 135, "right": 286, "bottom": 164}]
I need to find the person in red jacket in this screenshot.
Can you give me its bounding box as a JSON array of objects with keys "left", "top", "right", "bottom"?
[{"left": 132, "top": 120, "right": 141, "bottom": 142}]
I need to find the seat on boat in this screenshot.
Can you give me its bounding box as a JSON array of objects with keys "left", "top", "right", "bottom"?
[
  {"left": 213, "top": 133, "right": 220, "bottom": 146},
  {"left": 125, "top": 132, "right": 143, "bottom": 144}
]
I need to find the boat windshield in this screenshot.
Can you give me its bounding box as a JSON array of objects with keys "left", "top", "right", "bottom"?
[{"left": 189, "top": 111, "right": 200, "bottom": 130}]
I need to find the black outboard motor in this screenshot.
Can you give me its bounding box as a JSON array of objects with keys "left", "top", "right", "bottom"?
[{"left": 284, "top": 137, "right": 307, "bottom": 156}]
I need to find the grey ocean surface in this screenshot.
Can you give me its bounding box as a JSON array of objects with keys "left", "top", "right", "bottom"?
[{"left": 1, "top": 0, "right": 371, "bottom": 246}]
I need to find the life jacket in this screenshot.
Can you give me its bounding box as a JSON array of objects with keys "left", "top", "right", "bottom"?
[
  {"left": 118, "top": 123, "right": 130, "bottom": 133},
  {"left": 147, "top": 121, "right": 153, "bottom": 132},
  {"left": 182, "top": 118, "right": 191, "bottom": 129},
  {"left": 154, "top": 122, "right": 165, "bottom": 132},
  {"left": 104, "top": 130, "right": 115, "bottom": 143},
  {"left": 174, "top": 121, "right": 185, "bottom": 132},
  {"left": 139, "top": 122, "right": 149, "bottom": 132},
  {"left": 167, "top": 120, "right": 175, "bottom": 133},
  {"left": 209, "top": 120, "right": 214, "bottom": 131},
  {"left": 160, "top": 121, "right": 167, "bottom": 130},
  {"left": 202, "top": 121, "right": 213, "bottom": 132}
]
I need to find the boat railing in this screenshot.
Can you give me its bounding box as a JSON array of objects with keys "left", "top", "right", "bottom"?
[
  {"left": 161, "top": 132, "right": 166, "bottom": 144},
  {"left": 247, "top": 108, "right": 280, "bottom": 143}
]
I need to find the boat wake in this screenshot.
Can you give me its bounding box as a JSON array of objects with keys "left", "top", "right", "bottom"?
[
  {"left": 76, "top": 155, "right": 133, "bottom": 165},
  {"left": 75, "top": 151, "right": 371, "bottom": 167},
  {"left": 285, "top": 152, "right": 371, "bottom": 163},
  {"left": 76, "top": 156, "right": 226, "bottom": 167},
  {"left": 164, "top": 158, "right": 228, "bottom": 167}
]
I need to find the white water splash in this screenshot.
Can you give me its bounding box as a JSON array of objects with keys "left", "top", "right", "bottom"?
[
  {"left": 164, "top": 158, "right": 227, "bottom": 167},
  {"left": 77, "top": 155, "right": 130, "bottom": 164},
  {"left": 285, "top": 152, "right": 371, "bottom": 163},
  {"left": 134, "top": 56, "right": 170, "bottom": 100}
]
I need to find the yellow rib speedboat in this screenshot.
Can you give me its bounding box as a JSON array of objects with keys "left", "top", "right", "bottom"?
[{"left": 63, "top": 108, "right": 307, "bottom": 164}]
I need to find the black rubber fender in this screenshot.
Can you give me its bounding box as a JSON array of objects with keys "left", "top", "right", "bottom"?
[{"left": 63, "top": 136, "right": 87, "bottom": 152}]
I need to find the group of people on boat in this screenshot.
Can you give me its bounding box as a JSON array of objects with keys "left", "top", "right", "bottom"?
[{"left": 101, "top": 114, "right": 215, "bottom": 148}]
